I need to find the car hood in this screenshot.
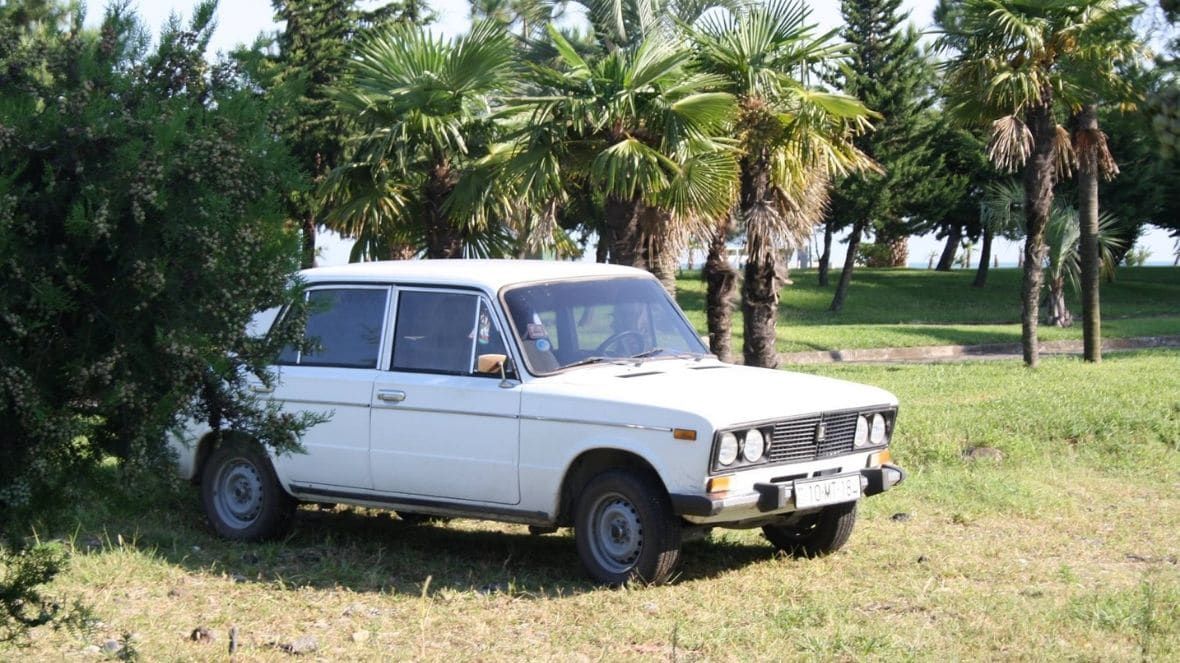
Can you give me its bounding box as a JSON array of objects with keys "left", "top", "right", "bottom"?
[{"left": 519, "top": 358, "right": 897, "bottom": 430}]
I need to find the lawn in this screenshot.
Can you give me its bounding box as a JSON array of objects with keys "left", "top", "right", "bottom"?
[
  {"left": 5, "top": 351, "right": 1178, "bottom": 661},
  {"left": 675, "top": 266, "right": 1180, "bottom": 352}
]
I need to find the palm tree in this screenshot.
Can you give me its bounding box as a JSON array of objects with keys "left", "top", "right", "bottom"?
[
  {"left": 937, "top": 0, "right": 1141, "bottom": 367},
  {"left": 321, "top": 21, "right": 517, "bottom": 259},
  {"left": 974, "top": 179, "right": 1025, "bottom": 287},
  {"left": 1042, "top": 203, "right": 1123, "bottom": 327},
  {"left": 1073, "top": 102, "right": 1123, "bottom": 360},
  {"left": 690, "top": 0, "right": 877, "bottom": 368},
  {"left": 979, "top": 180, "right": 1123, "bottom": 326},
  {"left": 504, "top": 26, "right": 739, "bottom": 293}
]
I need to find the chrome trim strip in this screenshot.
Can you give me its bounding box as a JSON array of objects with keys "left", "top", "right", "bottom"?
[
  {"left": 281, "top": 398, "right": 371, "bottom": 408},
  {"left": 519, "top": 414, "right": 672, "bottom": 432},
  {"left": 371, "top": 404, "right": 520, "bottom": 420}
]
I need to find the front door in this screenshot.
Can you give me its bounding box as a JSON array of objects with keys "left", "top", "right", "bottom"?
[{"left": 369, "top": 290, "right": 521, "bottom": 504}]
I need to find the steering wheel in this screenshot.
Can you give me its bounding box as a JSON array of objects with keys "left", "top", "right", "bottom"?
[{"left": 594, "top": 330, "right": 646, "bottom": 357}]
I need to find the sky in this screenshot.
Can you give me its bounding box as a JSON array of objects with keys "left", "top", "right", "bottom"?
[{"left": 86, "top": 0, "right": 1175, "bottom": 267}]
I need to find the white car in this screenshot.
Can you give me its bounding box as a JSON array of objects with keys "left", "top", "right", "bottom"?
[{"left": 171, "top": 260, "right": 905, "bottom": 585}]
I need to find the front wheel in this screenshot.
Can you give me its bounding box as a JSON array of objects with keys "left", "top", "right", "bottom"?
[
  {"left": 201, "top": 438, "right": 295, "bottom": 541},
  {"left": 763, "top": 501, "right": 858, "bottom": 558},
  {"left": 574, "top": 469, "right": 681, "bottom": 586}
]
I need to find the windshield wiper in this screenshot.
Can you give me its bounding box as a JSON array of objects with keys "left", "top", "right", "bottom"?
[
  {"left": 561, "top": 356, "right": 612, "bottom": 370},
  {"left": 629, "top": 348, "right": 666, "bottom": 360}
]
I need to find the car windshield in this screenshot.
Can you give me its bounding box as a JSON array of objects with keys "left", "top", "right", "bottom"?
[{"left": 502, "top": 277, "right": 708, "bottom": 374}]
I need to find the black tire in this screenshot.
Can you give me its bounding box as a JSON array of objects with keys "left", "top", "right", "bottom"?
[
  {"left": 763, "top": 501, "right": 858, "bottom": 558},
  {"left": 574, "top": 469, "right": 682, "bottom": 586},
  {"left": 200, "top": 438, "right": 295, "bottom": 541}
]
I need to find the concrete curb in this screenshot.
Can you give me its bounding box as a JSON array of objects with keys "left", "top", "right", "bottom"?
[{"left": 779, "top": 335, "right": 1180, "bottom": 365}]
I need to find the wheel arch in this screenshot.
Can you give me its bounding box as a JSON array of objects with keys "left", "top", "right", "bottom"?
[
  {"left": 191, "top": 430, "right": 263, "bottom": 485},
  {"left": 555, "top": 448, "right": 668, "bottom": 527}
]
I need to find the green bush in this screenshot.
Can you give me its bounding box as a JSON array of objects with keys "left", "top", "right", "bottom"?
[{"left": 0, "top": 0, "right": 318, "bottom": 638}]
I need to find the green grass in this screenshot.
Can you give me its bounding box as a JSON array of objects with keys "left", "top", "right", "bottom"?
[
  {"left": 5, "top": 351, "right": 1179, "bottom": 660},
  {"left": 676, "top": 266, "right": 1180, "bottom": 352}
]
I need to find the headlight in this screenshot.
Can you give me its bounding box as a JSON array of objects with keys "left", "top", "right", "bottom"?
[
  {"left": 717, "top": 432, "right": 739, "bottom": 466},
  {"left": 854, "top": 415, "right": 869, "bottom": 447},
  {"left": 870, "top": 413, "right": 887, "bottom": 444},
  {"left": 743, "top": 429, "right": 765, "bottom": 462}
]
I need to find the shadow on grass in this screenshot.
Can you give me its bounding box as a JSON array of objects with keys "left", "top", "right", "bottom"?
[{"left": 81, "top": 491, "right": 777, "bottom": 598}]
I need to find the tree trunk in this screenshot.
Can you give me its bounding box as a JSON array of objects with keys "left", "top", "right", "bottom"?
[
  {"left": 936, "top": 223, "right": 960, "bottom": 271},
  {"left": 742, "top": 253, "right": 779, "bottom": 368},
  {"left": 595, "top": 231, "right": 610, "bottom": 263},
  {"left": 972, "top": 229, "right": 993, "bottom": 287},
  {"left": 704, "top": 213, "right": 737, "bottom": 362},
  {"left": 1044, "top": 275, "right": 1073, "bottom": 327},
  {"left": 888, "top": 236, "right": 908, "bottom": 267},
  {"left": 424, "top": 163, "right": 463, "bottom": 258},
  {"left": 817, "top": 219, "right": 833, "bottom": 286},
  {"left": 301, "top": 212, "right": 317, "bottom": 268},
  {"left": 739, "top": 152, "right": 782, "bottom": 369},
  {"left": 647, "top": 209, "right": 679, "bottom": 296},
  {"left": 604, "top": 195, "right": 645, "bottom": 268},
  {"left": 1021, "top": 100, "right": 1058, "bottom": 368},
  {"left": 829, "top": 219, "right": 864, "bottom": 312},
  {"left": 1076, "top": 104, "right": 1102, "bottom": 363}
]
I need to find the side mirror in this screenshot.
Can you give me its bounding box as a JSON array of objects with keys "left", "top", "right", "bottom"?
[
  {"left": 477, "top": 353, "right": 507, "bottom": 375},
  {"left": 477, "top": 353, "right": 519, "bottom": 387}
]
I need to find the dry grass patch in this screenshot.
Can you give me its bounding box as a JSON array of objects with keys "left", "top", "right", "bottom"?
[{"left": 4, "top": 351, "right": 1179, "bottom": 660}]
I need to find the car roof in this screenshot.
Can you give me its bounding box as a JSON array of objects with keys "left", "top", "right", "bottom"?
[{"left": 300, "top": 259, "right": 654, "bottom": 291}]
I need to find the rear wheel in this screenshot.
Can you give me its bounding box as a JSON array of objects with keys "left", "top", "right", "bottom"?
[
  {"left": 574, "top": 469, "right": 681, "bottom": 586},
  {"left": 201, "top": 438, "right": 295, "bottom": 541},
  {"left": 763, "top": 501, "right": 858, "bottom": 558}
]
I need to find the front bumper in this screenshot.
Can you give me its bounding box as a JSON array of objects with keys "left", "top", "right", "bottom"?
[{"left": 669, "top": 463, "right": 907, "bottom": 519}]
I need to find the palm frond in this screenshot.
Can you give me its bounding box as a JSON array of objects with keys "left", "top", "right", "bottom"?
[
  {"left": 987, "top": 115, "right": 1034, "bottom": 173},
  {"left": 1053, "top": 123, "right": 1076, "bottom": 180},
  {"left": 1073, "top": 125, "right": 1119, "bottom": 180}
]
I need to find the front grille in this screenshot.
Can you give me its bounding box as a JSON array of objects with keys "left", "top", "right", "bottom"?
[{"left": 767, "top": 411, "right": 860, "bottom": 463}]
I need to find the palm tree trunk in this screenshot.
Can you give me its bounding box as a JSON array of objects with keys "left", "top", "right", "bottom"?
[
  {"left": 972, "top": 229, "right": 993, "bottom": 287},
  {"left": 829, "top": 219, "right": 865, "bottom": 312},
  {"left": 1045, "top": 275, "right": 1073, "bottom": 327},
  {"left": 704, "top": 213, "right": 737, "bottom": 362},
  {"left": 742, "top": 253, "right": 779, "bottom": 368},
  {"left": 1076, "top": 104, "right": 1102, "bottom": 363},
  {"left": 739, "top": 153, "right": 782, "bottom": 369},
  {"left": 1021, "top": 101, "right": 1057, "bottom": 368},
  {"left": 424, "top": 162, "right": 463, "bottom": 258},
  {"left": 301, "top": 212, "right": 317, "bottom": 268},
  {"left": 936, "top": 222, "right": 960, "bottom": 271},
  {"left": 604, "top": 195, "right": 645, "bottom": 268},
  {"left": 888, "top": 236, "right": 908, "bottom": 267},
  {"left": 817, "top": 219, "right": 833, "bottom": 286},
  {"left": 647, "top": 209, "right": 679, "bottom": 296}
]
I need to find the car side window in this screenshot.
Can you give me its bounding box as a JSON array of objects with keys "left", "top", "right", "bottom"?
[
  {"left": 391, "top": 291, "right": 509, "bottom": 377},
  {"left": 276, "top": 288, "right": 388, "bottom": 368}
]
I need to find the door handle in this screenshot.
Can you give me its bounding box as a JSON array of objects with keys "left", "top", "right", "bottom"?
[
  {"left": 377, "top": 390, "right": 407, "bottom": 403},
  {"left": 249, "top": 384, "right": 274, "bottom": 394}
]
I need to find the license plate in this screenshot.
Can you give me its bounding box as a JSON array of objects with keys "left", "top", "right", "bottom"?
[{"left": 794, "top": 474, "right": 862, "bottom": 509}]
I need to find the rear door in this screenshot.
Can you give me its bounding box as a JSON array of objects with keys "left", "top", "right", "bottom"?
[{"left": 262, "top": 285, "right": 390, "bottom": 490}]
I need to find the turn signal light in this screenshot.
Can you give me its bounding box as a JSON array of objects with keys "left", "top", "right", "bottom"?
[
  {"left": 706, "top": 476, "right": 731, "bottom": 494},
  {"left": 868, "top": 449, "right": 892, "bottom": 467},
  {"left": 673, "top": 428, "right": 697, "bottom": 441}
]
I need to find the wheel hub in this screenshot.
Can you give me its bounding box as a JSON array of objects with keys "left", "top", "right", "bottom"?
[
  {"left": 590, "top": 495, "right": 643, "bottom": 573},
  {"left": 215, "top": 460, "right": 264, "bottom": 528}
]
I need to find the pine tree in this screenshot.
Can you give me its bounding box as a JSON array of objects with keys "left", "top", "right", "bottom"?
[
  {"left": 826, "top": 0, "right": 935, "bottom": 309},
  {"left": 263, "top": 1, "right": 415, "bottom": 267}
]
